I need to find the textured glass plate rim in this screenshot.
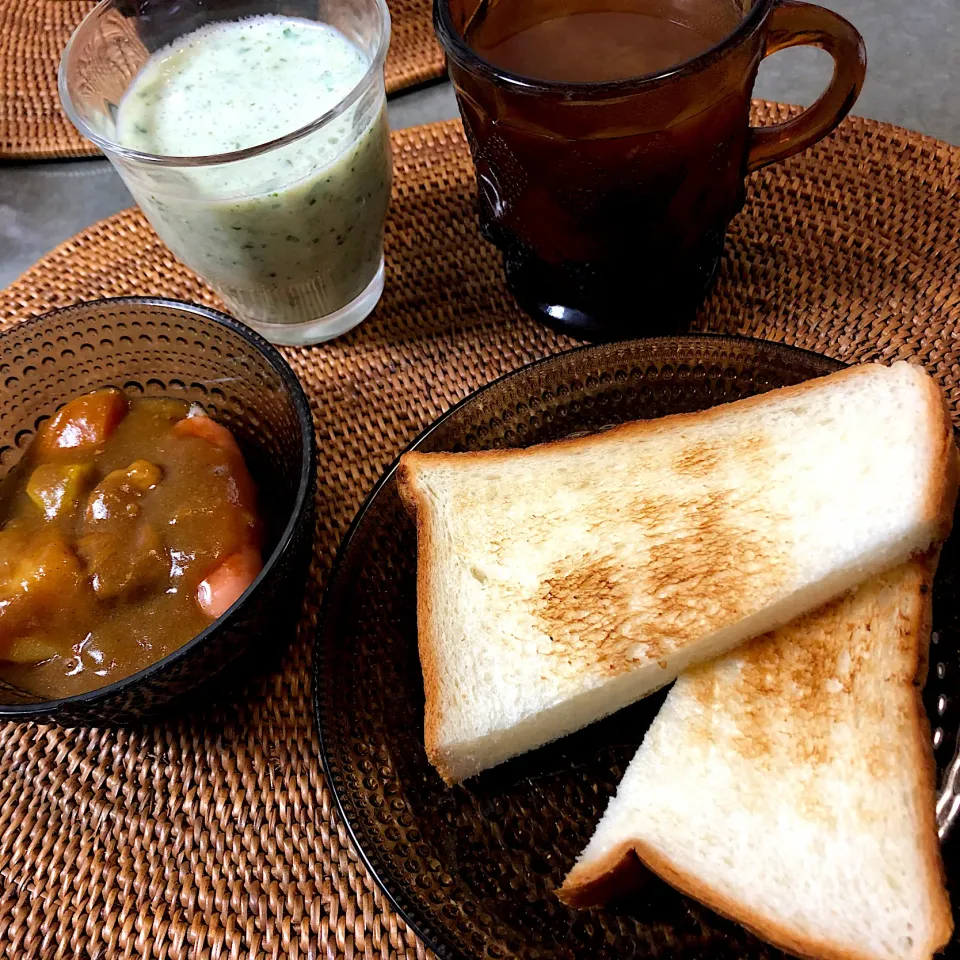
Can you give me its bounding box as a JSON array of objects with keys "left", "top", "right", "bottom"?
[
  {"left": 313, "top": 334, "right": 952, "bottom": 960},
  {"left": 0, "top": 296, "right": 317, "bottom": 718}
]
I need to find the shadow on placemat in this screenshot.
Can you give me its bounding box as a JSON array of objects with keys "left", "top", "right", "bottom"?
[
  {"left": 0, "top": 0, "right": 445, "bottom": 160},
  {"left": 0, "top": 111, "right": 955, "bottom": 958}
]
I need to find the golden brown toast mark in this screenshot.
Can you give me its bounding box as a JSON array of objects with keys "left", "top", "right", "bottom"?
[
  {"left": 671, "top": 433, "right": 766, "bottom": 481},
  {"left": 533, "top": 481, "right": 783, "bottom": 678},
  {"left": 685, "top": 562, "right": 932, "bottom": 815},
  {"left": 536, "top": 556, "right": 659, "bottom": 667},
  {"left": 671, "top": 441, "right": 722, "bottom": 478}
]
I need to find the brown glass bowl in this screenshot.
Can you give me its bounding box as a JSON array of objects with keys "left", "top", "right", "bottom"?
[
  {"left": 315, "top": 335, "right": 960, "bottom": 960},
  {"left": 0, "top": 297, "right": 316, "bottom": 724}
]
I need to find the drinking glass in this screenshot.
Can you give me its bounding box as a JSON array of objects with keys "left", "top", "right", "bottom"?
[
  {"left": 435, "top": 0, "right": 867, "bottom": 341},
  {"left": 60, "top": 0, "right": 392, "bottom": 345}
]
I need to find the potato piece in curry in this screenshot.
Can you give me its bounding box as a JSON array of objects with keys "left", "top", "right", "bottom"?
[{"left": 0, "top": 388, "right": 263, "bottom": 698}]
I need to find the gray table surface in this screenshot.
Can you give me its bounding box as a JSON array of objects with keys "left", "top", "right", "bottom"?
[{"left": 1, "top": 0, "right": 957, "bottom": 291}]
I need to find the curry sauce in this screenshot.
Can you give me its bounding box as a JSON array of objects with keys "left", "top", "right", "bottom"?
[{"left": 0, "top": 389, "right": 263, "bottom": 698}]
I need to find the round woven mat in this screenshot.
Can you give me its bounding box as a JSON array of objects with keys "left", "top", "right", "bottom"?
[
  {"left": 0, "top": 108, "right": 957, "bottom": 958},
  {"left": 0, "top": 0, "right": 445, "bottom": 160}
]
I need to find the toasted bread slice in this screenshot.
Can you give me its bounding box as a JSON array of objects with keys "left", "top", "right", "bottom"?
[
  {"left": 398, "top": 361, "right": 958, "bottom": 784},
  {"left": 558, "top": 558, "right": 953, "bottom": 960}
]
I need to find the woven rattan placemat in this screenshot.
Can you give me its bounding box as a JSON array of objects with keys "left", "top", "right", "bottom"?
[
  {"left": 0, "top": 0, "right": 445, "bottom": 160},
  {"left": 0, "top": 110, "right": 958, "bottom": 957}
]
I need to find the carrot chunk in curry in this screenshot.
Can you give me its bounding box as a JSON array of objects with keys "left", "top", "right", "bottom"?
[
  {"left": 0, "top": 389, "right": 264, "bottom": 698},
  {"left": 34, "top": 388, "right": 128, "bottom": 455}
]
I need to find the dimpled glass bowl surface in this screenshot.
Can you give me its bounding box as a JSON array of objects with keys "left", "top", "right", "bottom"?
[
  {"left": 0, "top": 297, "right": 316, "bottom": 723},
  {"left": 315, "top": 335, "right": 960, "bottom": 960}
]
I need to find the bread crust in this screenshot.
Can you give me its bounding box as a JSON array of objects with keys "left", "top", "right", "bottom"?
[
  {"left": 561, "top": 827, "right": 951, "bottom": 960},
  {"left": 562, "top": 835, "right": 944, "bottom": 960},
  {"left": 396, "top": 457, "right": 458, "bottom": 784},
  {"left": 556, "top": 840, "right": 650, "bottom": 908},
  {"left": 400, "top": 363, "right": 956, "bottom": 551},
  {"left": 558, "top": 556, "right": 954, "bottom": 960},
  {"left": 919, "top": 368, "right": 960, "bottom": 543}
]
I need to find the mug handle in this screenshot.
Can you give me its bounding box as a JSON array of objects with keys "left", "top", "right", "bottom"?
[{"left": 746, "top": 0, "right": 867, "bottom": 173}]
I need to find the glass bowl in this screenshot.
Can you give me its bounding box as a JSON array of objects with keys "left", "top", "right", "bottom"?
[{"left": 0, "top": 297, "right": 316, "bottom": 723}]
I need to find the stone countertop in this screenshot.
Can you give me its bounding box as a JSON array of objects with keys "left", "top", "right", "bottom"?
[{"left": 1, "top": 0, "right": 957, "bottom": 290}]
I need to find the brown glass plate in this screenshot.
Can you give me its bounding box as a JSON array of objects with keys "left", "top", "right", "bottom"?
[{"left": 314, "top": 335, "right": 960, "bottom": 960}]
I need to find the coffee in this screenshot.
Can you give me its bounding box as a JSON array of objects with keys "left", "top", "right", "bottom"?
[
  {"left": 467, "top": 0, "right": 738, "bottom": 83},
  {"left": 454, "top": 0, "right": 752, "bottom": 338},
  {"left": 436, "top": 0, "right": 867, "bottom": 340}
]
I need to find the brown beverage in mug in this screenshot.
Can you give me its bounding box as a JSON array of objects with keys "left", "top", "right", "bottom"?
[
  {"left": 467, "top": 0, "right": 741, "bottom": 83},
  {"left": 435, "top": 0, "right": 867, "bottom": 340}
]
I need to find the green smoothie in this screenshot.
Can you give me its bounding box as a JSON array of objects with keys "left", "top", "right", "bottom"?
[{"left": 114, "top": 16, "right": 391, "bottom": 333}]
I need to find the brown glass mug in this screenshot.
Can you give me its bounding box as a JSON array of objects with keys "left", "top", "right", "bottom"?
[{"left": 434, "top": 0, "right": 867, "bottom": 341}]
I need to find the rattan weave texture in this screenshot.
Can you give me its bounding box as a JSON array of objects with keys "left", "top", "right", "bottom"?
[
  {"left": 0, "top": 0, "right": 445, "bottom": 159},
  {"left": 0, "top": 111, "right": 957, "bottom": 958}
]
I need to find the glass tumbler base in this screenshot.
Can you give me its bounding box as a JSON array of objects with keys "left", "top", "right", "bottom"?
[{"left": 240, "top": 258, "right": 385, "bottom": 346}]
